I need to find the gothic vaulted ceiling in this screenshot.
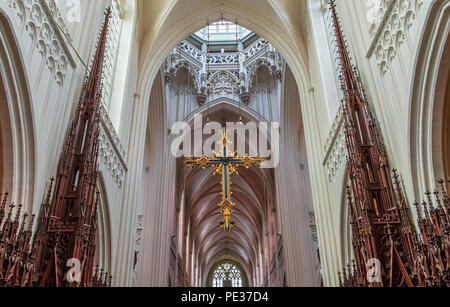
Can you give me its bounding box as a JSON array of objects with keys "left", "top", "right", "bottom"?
[
  {"left": 137, "top": 0, "right": 309, "bottom": 70},
  {"left": 180, "top": 109, "right": 276, "bottom": 282}
]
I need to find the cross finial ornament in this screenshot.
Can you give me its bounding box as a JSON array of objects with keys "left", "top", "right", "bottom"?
[{"left": 185, "top": 127, "right": 264, "bottom": 233}]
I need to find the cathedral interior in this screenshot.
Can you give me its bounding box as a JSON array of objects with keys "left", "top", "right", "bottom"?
[{"left": 0, "top": 0, "right": 449, "bottom": 288}]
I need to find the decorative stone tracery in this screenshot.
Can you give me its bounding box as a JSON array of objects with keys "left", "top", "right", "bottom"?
[
  {"left": 323, "top": 107, "right": 347, "bottom": 182},
  {"left": 366, "top": 0, "right": 424, "bottom": 74},
  {"left": 164, "top": 36, "right": 283, "bottom": 107},
  {"left": 8, "top": 0, "right": 76, "bottom": 86},
  {"left": 99, "top": 106, "right": 127, "bottom": 188}
]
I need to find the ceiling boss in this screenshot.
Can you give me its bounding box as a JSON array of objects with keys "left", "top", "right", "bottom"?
[{"left": 185, "top": 128, "right": 264, "bottom": 233}]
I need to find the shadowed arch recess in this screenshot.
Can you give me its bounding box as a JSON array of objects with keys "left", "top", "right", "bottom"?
[
  {"left": 0, "top": 10, "right": 36, "bottom": 213},
  {"left": 409, "top": 0, "right": 450, "bottom": 197},
  {"left": 180, "top": 107, "right": 274, "bottom": 286}
]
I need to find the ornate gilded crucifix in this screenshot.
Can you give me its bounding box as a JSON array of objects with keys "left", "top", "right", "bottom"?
[{"left": 185, "top": 127, "right": 264, "bottom": 233}]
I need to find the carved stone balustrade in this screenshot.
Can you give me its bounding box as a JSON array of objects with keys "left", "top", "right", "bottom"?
[{"left": 164, "top": 37, "right": 283, "bottom": 106}]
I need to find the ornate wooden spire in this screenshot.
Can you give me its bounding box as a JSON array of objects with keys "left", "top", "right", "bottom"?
[
  {"left": 328, "top": 0, "right": 418, "bottom": 287},
  {"left": 31, "top": 8, "right": 112, "bottom": 287},
  {"left": 328, "top": 0, "right": 450, "bottom": 287}
]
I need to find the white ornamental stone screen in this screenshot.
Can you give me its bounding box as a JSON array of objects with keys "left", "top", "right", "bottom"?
[{"left": 101, "top": 0, "right": 122, "bottom": 111}]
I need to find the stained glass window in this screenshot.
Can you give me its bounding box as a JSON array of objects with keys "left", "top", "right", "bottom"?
[{"left": 212, "top": 262, "right": 243, "bottom": 287}]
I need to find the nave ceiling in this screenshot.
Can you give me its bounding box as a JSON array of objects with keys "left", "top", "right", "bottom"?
[{"left": 175, "top": 107, "right": 277, "bottom": 285}]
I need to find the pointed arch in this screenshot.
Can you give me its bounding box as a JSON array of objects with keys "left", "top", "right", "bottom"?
[
  {"left": 0, "top": 9, "right": 36, "bottom": 213},
  {"left": 208, "top": 69, "right": 239, "bottom": 83},
  {"left": 96, "top": 173, "right": 113, "bottom": 274},
  {"left": 409, "top": 0, "right": 450, "bottom": 198},
  {"left": 172, "top": 61, "right": 200, "bottom": 91},
  {"left": 129, "top": 0, "right": 314, "bottom": 287},
  {"left": 247, "top": 58, "right": 276, "bottom": 92},
  {"left": 137, "top": 0, "right": 310, "bottom": 112}
]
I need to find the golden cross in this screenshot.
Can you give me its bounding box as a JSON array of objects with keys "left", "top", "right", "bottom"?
[{"left": 185, "top": 127, "right": 264, "bottom": 233}]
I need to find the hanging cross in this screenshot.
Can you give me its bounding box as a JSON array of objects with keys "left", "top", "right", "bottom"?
[{"left": 185, "top": 127, "right": 264, "bottom": 233}]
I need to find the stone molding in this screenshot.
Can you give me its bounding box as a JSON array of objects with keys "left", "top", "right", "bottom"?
[
  {"left": 99, "top": 106, "right": 128, "bottom": 188},
  {"left": 323, "top": 107, "right": 347, "bottom": 182},
  {"left": 8, "top": 0, "right": 76, "bottom": 86},
  {"left": 366, "top": 0, "right": 424, "bottom": 74}
]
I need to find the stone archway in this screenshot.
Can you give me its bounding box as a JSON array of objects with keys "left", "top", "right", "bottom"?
[
  {"left": 444, "top": 67, "right": 450, "bottom": 190},
  {"left": 177, "top": 105, "right": 277, "bottom": 287},
  {"left": 0, "top": 71, "right": 13, "bottom": 195},
  {"left": 409, "top": 0, "right": 450, "bottom": 198},
  {"left": 137, "top": 0, "right": 311, "bottom": 111},
  {"left": 95, "top": 174, "right": 113, "bottom": 276},
  {"left": 0, "top": 10, "right": 36, "bottom": 213}
]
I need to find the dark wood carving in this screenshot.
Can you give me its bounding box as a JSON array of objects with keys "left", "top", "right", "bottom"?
[
  {"left": 0, "top": 8, "right": 112, "bottom": 287},
  {"left": 328, "top": 0, "right": 450, "bottom": 287}
]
